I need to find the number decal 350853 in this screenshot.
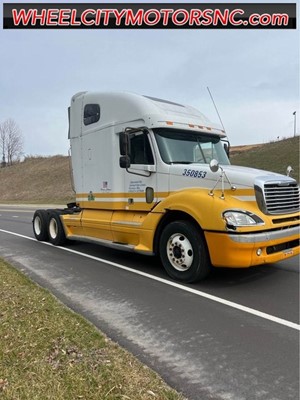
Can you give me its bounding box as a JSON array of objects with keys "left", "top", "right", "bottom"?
[{"left": 182, "top": 169, "right": 207, "bottom": 178}]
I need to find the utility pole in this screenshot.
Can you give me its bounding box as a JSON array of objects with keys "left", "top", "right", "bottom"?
[{"left": 293, "top": 111, "right": 296, "bottom": 137}]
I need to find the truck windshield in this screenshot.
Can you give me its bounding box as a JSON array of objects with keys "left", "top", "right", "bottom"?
[{"left": 153, "top": 128, "right": 230, "bottom": 165}]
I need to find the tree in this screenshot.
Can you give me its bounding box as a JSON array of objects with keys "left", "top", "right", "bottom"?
[
  {"left": 0, "top": 119, "right": 23, "bottom": 166},
  {"left": 0, "top": 124, "right": 5, "bottom": 166}
]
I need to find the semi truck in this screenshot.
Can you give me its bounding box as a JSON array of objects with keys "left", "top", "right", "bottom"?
[{"left": 32, "top": 91, "right": 300, "bottom": 282}]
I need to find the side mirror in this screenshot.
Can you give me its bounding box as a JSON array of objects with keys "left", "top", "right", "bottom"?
[
  {"left": 286, "top": 165, "right": 293, "bottom": 177},
  {"left": 224, "top": 143, "right": 230, "bottom": 158},
  {"left": 119, "top": 155, "right": 131, "bottom": 169},
  {"left": 119, "top": 131, "right": 131, "bottom": 156},
  {"left": 209, "top": 159, "right": 220, "bottom": 173}
]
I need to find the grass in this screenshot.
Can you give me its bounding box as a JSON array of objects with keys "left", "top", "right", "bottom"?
[
  {"left": 0, "top": 156, "right": 74, "bottom": 204},
  {"left": 0, "top": 259, "right": 185, "bottom": 400},
  {"left": 230, "top": 136, "right": 299, "bottom": 182}
]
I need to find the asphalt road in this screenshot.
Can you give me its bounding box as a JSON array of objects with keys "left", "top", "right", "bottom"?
[{"left": 0, "top": 205, "right": 299, "bottom": 400}]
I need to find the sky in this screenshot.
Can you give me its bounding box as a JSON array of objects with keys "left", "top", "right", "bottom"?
[{"left": 0, "top": 1, "right": 299, "bottom": 157}]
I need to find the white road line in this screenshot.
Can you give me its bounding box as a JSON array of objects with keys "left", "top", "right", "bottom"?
[
  {"left": 0, "top": 228, "right": 299, "bottom": 332},
  {"left": 0, "top": 209, "right": 34, "bottom": 213}
]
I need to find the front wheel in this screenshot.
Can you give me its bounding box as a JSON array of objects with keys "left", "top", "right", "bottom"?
[{"left": 159, "top": 220, "right": 211, "bottom": 283}]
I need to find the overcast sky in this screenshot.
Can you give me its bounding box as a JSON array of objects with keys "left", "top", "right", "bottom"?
[{"left": 0, "top": 1, "right": 299, "bottom": 156}]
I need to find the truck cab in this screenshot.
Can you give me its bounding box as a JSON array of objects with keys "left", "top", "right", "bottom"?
[{"left": 33, "top": 91, "right": 300, "bottom": 282}]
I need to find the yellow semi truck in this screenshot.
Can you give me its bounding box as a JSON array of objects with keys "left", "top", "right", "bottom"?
[{"left": 33, "top": 92, "right": 300, "bottom": 282}]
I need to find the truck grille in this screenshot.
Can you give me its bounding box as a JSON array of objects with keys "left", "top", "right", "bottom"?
[
  {"left": 255, "top": 178, "right": 300, "bottom": 215},
  {"left": 263, "top": 182, "right": 300, "bottom": 215}
]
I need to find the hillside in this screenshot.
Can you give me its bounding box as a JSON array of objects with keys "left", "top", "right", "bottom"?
[
  {"left": 230, "top": 136, "right": 299, "bottom": 182},
  {"left": 0, "top": 156, "right": 74, "bottom": 204},
  {"left": 0, "top": 137, "right": 298, "bottom": 203}
]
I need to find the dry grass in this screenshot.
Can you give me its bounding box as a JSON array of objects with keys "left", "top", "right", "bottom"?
[
  {"left": 0, "top": 156, "right": 74, "bottom": 204},
  {"left": 0, "top": 259, "right": 185, "bottom": 400},
  {"left": 229, "top": 143, "right": 263, "bottom": 156},
  {"left": 231, "top": 136, "right": 299, "bottom": 182}
]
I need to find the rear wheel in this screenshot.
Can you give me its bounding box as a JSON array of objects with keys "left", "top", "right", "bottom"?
[
  {"left": 48, "top": 212, "right": 66, "bottom": 246},
  {"left": 33, "top": 210, "right": 49, "bottom": 241},
  {"left": 159, "top": 220, "right": 210, "bottom": 283}
]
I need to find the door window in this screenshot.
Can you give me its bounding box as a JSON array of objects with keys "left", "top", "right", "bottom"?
[{"left": 130, "top": 133, "right": 154, "bottom": 165}]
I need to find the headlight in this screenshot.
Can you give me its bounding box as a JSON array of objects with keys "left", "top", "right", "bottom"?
[{"left": 223, "top": 210, "right": 264, "bottom": 230}]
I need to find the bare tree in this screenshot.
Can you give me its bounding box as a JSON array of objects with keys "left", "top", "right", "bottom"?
[
  {"left": 0, "top": 119, "right": 23, "bottom": 166},
  {"left": 0, "top": 123, "right": 6, "bottom": 166}
]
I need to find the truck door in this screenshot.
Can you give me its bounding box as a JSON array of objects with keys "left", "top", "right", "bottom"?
[{"left": 124, "top": 130, "right": 157, "bottom": 211}]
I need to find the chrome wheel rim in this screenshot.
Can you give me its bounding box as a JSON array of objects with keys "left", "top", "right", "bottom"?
[
  {"left": 34, "top": 216, "right": 42, "bottom": 235},
  {"left": 167, "top": 233, "right": 194, "bottom": 271},
  {"left": 49, "top": 218, "right": 58, "bottom": 239}
]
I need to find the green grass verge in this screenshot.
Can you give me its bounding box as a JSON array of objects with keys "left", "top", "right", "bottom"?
[{"left": 0, "top": 260, "right": 185, "bottom": 400}]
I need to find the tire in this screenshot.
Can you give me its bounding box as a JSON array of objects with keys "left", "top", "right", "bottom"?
[
  {"left": 48, "top": 212, "right": 66, "bottom": 246},
  {"left": 159, "top": 220, "right": 211, "bottom": 283},
  {"left": 33, "top": 210, "right": 49, "bottom": 241}
]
